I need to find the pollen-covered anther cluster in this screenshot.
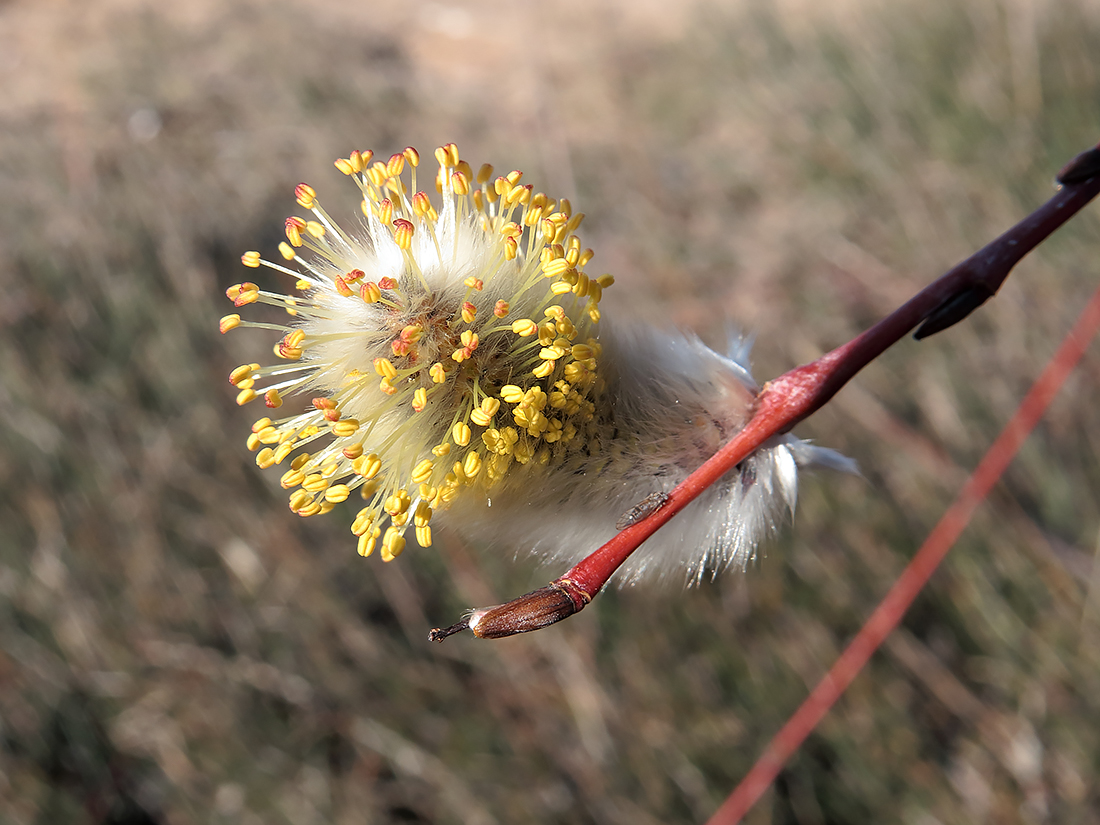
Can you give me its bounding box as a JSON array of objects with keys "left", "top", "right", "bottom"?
[{"left": 221, "top": 143, "right": 612, "bottom": 561}]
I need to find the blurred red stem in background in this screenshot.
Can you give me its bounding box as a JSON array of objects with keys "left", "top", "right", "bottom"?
[
  {"left": 707, "top": 239, "right": 1100, "bottom": 825},
  {"left": 429, "top": 141, "right": 1100, "bottom": 644}
]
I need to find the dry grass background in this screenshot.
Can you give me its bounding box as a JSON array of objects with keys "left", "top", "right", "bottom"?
[{"left": 2, "top": 0, "right": 1100, "bottom": 822}]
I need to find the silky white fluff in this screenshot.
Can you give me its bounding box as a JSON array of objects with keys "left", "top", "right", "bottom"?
[
  {"left": 226, "top": 144, "right": 855, "bottom": 586},
  {"left": 448, "top": 322, "right": 857, "bottom": 586}
]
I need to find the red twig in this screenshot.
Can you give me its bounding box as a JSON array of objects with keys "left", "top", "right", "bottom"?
[
  {"left": 428, "top": 142, "right": 1100, "bottom": 642},
  {"left": 706, "top": 266, "right": 1100, "bottom": 825}
]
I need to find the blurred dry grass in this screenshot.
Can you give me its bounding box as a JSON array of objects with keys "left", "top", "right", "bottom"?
[{"left": 2, "top": 0, "right": 1099, "bottom": 822}]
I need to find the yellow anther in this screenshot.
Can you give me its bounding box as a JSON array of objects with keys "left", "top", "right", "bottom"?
[
  {"left": 367, "top": 162, "right": 388, "bottom": 187},
  {"left": 285, "top": 217, "right": 305, "bottom": 247},
  {"left": 381, "top": 527, "right": 406, "bottom": 562},
  {"left": 241, "top": 251, "right": 261, "bottom": 268},
  {"left": 386, "top": 152, "right": 406, "bottom": 178},
  {"left": 415, "top": 525, "right": 432, "bottom": 548},
  {"left": 332, "top": 419, "right": 360, "bottom": 438},
  {"left": 429, "top": 363, "right": 446, "bottom": 384},
  {"left": 230, "top": 364, "right": 254, "bottom": 385},
  {"left": 251, "top": 416, "right": 273, "bottom": 433},
  {"left": 351, "top": 508, "right": 374, "bottom": 535},
  {"left": 278, "top": 242, "right": 296, "bottom": 261},
  {"left": 352, "top": 453, "right": 382, "bottom": 479},
  {"left": 236, "top": 388, "right": 257, "bottom": 405},
  {"left": 360, "top": 281, "right": 382, "bottom": 303},
  {"left": 403, "top": 146, "right": 420, "bottom": 167},
  {"left": 544, "top": 419, "right": 564, "bottom": 443},
  {"left": 379, "top": 378, "right": 397, "bottom": 395},
  {"left": 460, "top": 329, "right": 478, "bottom": 348},
  {"left": 550, "top": 281, "right": 573, "bottom": 295},
  {"left": 295, "top": 183, "right": 317, "bottom": 209},
  {"left": 291, "top": 453, "right": 311, "bottom": 471},
  {"left": 302, "top": 474, "right": 329, "bottom": 493},
  {"left": 412, "top": 191, "right": 431, "bottom": 217},
  {"left": 335, "top": 157, "right": 356, "bottom": 175},
  {"left": 411, "top": 459, "right": 434, "bottom": 484},
  {"left": 451, "top": 171, "right": 469, "bottom": 195},
  {"left": 280, "top": 469, "right": 306, "bottom": 489},
  {"left": 297, "top": 501, "right": 323, "bottom": 518},
  {"left": 523, "top": 387, "right": 547, "bottom": 409},
  {"left": 256, "top": 448, "right": 276, "bottom": 469},
  {"left": 412, "top": 501, "right": 433, "bottom": 528},
  {"left": 571, "top": 344, "right": 594, "bottom": 360},
  {"left": 341, "top": 444, "right": 364, "bottom": 460},
  {"left": 470, "top": 397, "right": 499, "bottom": 427},
  {"left": 373, "top": 358, "right": 398, "bottom": 380},
  {"left": 463, "top": 451, "right": 482, "bottom": 479},
  {"left": 463, "top": 276, "right": 484, "bottom": 291},
  {"left": 357, "top": 528, "right": 380, "bottom": 557},
  {"left": 432, "top": 443, "right": 451, "bottom": 457},
  {"left": 273, "top": 443, "right": 294, "bottom": 464},
  {"left": 384, "top": 489, "right": 412, "bottom": 516},
  {"left": 257, "top": 426, "right": 280, "bottom": 444},
  {"left": 288, "top": 489, "right": 311, "bottom": 510},
  {"left": 452, "top": 421, "right": 471, "bottom": 447},
  {"left": 511, "top": 319, "right": 538, "bottom": 336},
  {"left": 532, "top": 360, "right": 555, "bottom": 378},
  {"left": 378, "top": 198, "right": 394, "bottom": 225},
  {"left": 412, "top": 387, "right": 428, "bottom": 412},
  {"left": 540, "top": 345, "right": 568, "bottom": 360},
  {"left": 476, "top": 163, "right": 493, "bottom": 184},
  {"left": 461, "top": 301, "right": 476, "bottom": 324},
  {"left": 493, "top": 300, "right": 510, "bottom": 318},
  {"left": 392, "top": 219, "right": 414, "bottom": 250},
  {"left": 219, "top": 314, "right": 242, "bottom": 334},
  {"left": 514, "top": 441, "right": 534, "bottom": 464},
  {"left": 435, "top": 146, "right": 451, "bottom": 168},
  {"left": 500, "top": 385, "right": 524, "bottom": 403},
  {"left": 264, "top": 388, "right": 283, "bottom": 408},
  {"left": 325, "top": 484, "right": 351, "bottom": 503}
]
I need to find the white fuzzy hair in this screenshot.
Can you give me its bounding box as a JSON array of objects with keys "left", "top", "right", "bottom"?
[{"left": 448, "top": 322, "right": 856, "bottom": 586}]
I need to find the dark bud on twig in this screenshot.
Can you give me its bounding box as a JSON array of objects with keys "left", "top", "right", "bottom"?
[
  {"left": 428, "top": 583, "right": 589, "bottom": 642},
  {"left": 914, "top": 284, "right": 994, "bottom": 340},
  {"left": 1057, "top": 144, "right": 1100, "bottom": 185}
]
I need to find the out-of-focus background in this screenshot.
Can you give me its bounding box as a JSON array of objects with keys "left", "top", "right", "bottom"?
[{"left": 2, "top": 0, "right": 1099, "bottom": 822}]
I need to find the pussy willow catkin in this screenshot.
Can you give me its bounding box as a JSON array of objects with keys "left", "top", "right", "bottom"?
[{"left": 222, "top": 144, "right": 853, "bottom": 586}]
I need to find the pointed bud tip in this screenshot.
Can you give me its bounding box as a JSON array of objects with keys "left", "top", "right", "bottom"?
[{"left": 428, "top": 585, "right": 582, "bottom": 642}]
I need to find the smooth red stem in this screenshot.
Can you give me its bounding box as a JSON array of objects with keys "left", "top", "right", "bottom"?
[
  {"left": 707, "top": 268, "right": 1100, "bottom": 825},
  {"left": 560, "top": 155, "right": 1100, "bottom": 601}
]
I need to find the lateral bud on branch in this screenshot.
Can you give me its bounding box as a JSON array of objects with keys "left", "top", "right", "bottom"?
[{"left": 428, "top": 581, "right": 592, "bottom": 642}]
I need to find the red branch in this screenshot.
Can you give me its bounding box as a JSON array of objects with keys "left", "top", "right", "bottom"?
[
  {"left": 428, "top": 142, "right": 1100, "bottom": 643},
  {"left": 707, "top": 258, "right": 1100, "bottom": 825}
]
